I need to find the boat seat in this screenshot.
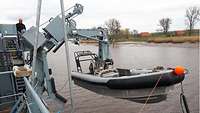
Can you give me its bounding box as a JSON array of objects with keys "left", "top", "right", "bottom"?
[
  {"left": 117, "top": 68, "right": 132, "bottom": 76},
  {"left": 98, "top": 69, "right": 118, "bottom": 77}
]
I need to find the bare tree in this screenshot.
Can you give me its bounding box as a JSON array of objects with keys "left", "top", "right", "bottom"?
[
  {"left": 158, "top": 18, "right": 172, "bottom": 34},
  {"left": 185, "top": 6, "right": 200, "bottom": 35},
  {"left": 105, "top": 18, "right": 121, "bottom": 35},
  {"left": 132, "top": 29, "right": 139, "bottom": 37}
]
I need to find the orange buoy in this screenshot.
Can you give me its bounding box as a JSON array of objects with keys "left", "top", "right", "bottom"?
[{"left": 174, "top": 66, "right": 185, "bottom": 76}]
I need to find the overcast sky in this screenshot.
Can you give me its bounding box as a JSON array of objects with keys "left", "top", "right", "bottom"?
[{"left": 0, "top": 0, "right": 199, "bottom": 32}]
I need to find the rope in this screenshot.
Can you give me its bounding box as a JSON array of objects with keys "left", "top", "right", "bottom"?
[
  {"left": 138, "top": 75, "right": 163, "bottom": 113},
  {"left": 57, "top": 80, "right": 69, "bottom": 92},
  {"left": 180, "top": 82, "right": 190, "bottom": 113},
  {"left": 138, "top": 78, "right": 190, "bottom": 113}
]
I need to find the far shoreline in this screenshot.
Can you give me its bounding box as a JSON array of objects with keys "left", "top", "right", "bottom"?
[
  {"left": 80, "top": 36, "right": 199, "bottom": 45},
  {"left": 80, "top": 40, "right": 199, "bottom": 48}
]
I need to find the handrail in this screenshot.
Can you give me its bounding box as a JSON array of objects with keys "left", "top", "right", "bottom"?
[
  {"left": 0, "top": 93, "right": 23, "bottom": 99},
  {"left": 24, "top": 77, "right": 50, "bottom": 113},
  {"left": 0, "top": 71, "right": 13, "bottom": 75}
]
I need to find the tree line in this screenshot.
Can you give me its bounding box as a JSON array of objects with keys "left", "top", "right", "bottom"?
[{"left": 104, "top": 6, "right": 200, "bottom": 42}]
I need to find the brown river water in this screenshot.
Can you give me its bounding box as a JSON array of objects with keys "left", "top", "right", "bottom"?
[{"left": 47, "top": 42, "right": 199, "bottom": 113}]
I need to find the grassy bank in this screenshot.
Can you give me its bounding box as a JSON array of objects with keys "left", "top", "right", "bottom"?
[
  {"left": 80, "top": 36, "right": 199, "bottom": 44},
  {"left": 146, "top": 36, "right": 199, "bottom": 43}
]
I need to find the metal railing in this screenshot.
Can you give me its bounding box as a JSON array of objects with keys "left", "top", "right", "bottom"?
[
  {"left": 0, "top": 70, "right": 50, "bottom": 113},
  {"left": 0, "top": 71, "right": 13, "bottom": 75},
  {"left": 24, "top": 77, "right": 50, "bottom": 113}
]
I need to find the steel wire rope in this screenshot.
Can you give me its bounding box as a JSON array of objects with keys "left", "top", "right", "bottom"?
[{"left": 138, "top": 74, "right": 163, "bottom": 113}]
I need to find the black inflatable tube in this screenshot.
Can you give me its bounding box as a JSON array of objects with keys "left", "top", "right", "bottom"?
[
  {"left": 107, "top": 74, "right": 184, "bottom": 89},
  {"left": 72, "top": 73, "right": 184, "bottom": 90}
]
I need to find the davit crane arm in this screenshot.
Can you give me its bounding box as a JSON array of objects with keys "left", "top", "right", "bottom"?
[{"left": 21, "top": 3, "right": 112, "bottom": 100}]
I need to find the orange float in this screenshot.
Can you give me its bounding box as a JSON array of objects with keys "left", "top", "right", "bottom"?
[{"left": 174, "top": 66, "right": 185, "bottom": 76}]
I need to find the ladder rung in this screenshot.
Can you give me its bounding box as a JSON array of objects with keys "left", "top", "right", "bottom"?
[{"left": 17, "top": 84, "right": 25, "bottom": 87}]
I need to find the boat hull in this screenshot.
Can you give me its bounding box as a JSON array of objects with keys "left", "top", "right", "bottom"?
[
  {"left": 73, "top": 78, "right": 174, "bottom": 103},
  {"left": 71, "top": 70, "right": 184, "bottom": 103}
]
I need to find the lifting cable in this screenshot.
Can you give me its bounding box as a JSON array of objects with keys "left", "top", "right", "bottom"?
[
  {"left": 138, "top": 77, "right": 190, "bottom": 113},
  {"left": 138, "top": 75, "right": 163, "bottom": 113}
]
